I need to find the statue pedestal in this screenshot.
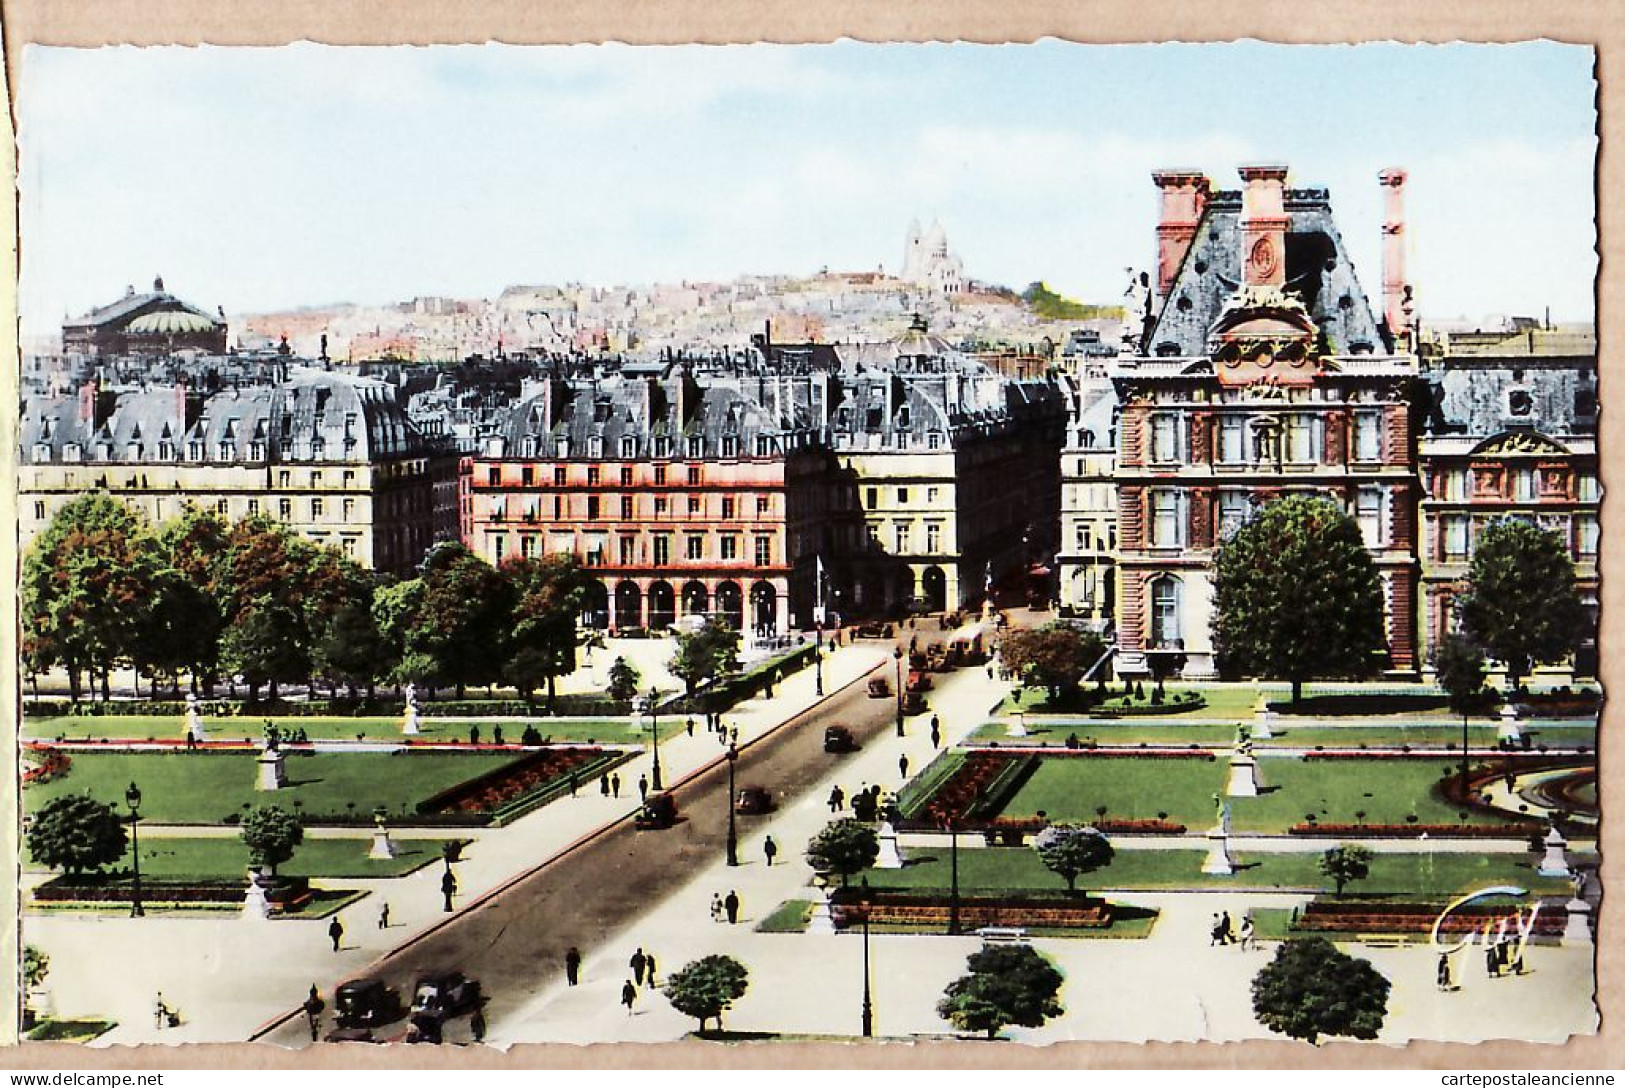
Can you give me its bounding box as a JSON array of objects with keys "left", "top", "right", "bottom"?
[
  {"left": 1538, "top": 827, "right": 1571, "bottom": 877},
  {"left": 1497, "top": 703, "right": 1523, "bottom": 743},
  {"left": 1005, "top": 721, "right": 1028, "bottom": 738},
  {"left": 1200, "top": 829, "right": 1235, "bottom": 876},
  {"left": 369, "top": 828, "right": 397, "bottom": 860},
  {"left": 1226, "top": 755, "right": 1260, "bottom": 798},
  {"left": 807, "top": 898, "right": 837, "bottom": 936},
  {"left": 1252, "top": 707, "right": 1275, "bottom": 740},
  {"left": 1564, "top": 897, "right": 1593, "bottom": 945},
  {"left": 242, "top": 872, "right": 272, "bottom": 921},
  {"left": 185, "top": 711, "right": 207, "bottom": 744},
  {"left": 875, "top": 822, "right": 906, "bottom": 869},
  {"left": 403, "top": 707, "right": 420, "bottom": 736},
  {"left": 255, "top": 749, "right": 286, "bottom": 790}
]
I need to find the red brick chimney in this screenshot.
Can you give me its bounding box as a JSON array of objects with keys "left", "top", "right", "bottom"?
[
  {"left": 79, "top": 379, "right": 98, "bottom": 425},
  {"left": 1239, "top": 165, "right": 1289, "bottom": 288},
  {"left": 1379, "top": 167, "right": 1411, "bottom": 350},
  {"left": 1152, "top": 171, "right": 1210, "bottom": 299}
]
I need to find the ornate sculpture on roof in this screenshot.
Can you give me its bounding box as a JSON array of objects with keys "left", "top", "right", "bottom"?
[{"left": 1473, "top": 431, "right": 1569, "bottom": 456}]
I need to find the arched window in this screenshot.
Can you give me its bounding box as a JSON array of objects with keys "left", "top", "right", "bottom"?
[{"left": 1149, "top": 575, "right": 1181, "bottom": 650}]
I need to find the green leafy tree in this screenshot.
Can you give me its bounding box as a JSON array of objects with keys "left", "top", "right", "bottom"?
[
  {"left": 372, "top": 578, "right": 427, "bottom": 689},
  {"left": 1432, "top": 633, "right": 1497, "bottom": 726},
  {"left": 937, "top": 944, "right": 1064, "bottom": 1040},
  {"left": 23, "top": 946, "right": 49, "bottom": 990},
  {"left": 25, "top": 795, "right": 129, "bottom": 877},
  {"left": 1033, "top": 824, "right": 1114, "bottom": 894},
  {"left": 1211, "top": 494, "right": 1385, "bottom": 705},
  {"left": 239, "top": 806, "right": 305, "bottom": 876},
  {"left": 670, "top": 617, "right": 741, "bottom": 699},
  {"left": 134, "top": 566, "right": 221, "bottom": 697},
  {"left": 607, "top": 656, "right": 642, "bottom": 703},
  {"left": 1000, "top": 624, "right": 1107, "bottom": 703},
  {"left": 22, "top": 494, "right": 161, "bottom": 702},
  {"left": 1458, "top": 518, "right": 1586, "bottom": 692},
  {"left": 503, "top": 554, "right": 591, "bottom": 710},
  {"left": 409, "top": 543, "right": 514, "bottom": 698},
  {"left": 220, "top": 597, "right": 310, "bottom": 702},
  {"left": 804, "top": 819, "right": 880, "bottom": 886},
  {"left": 313, "top": 593, "right": 390, "bottom": 699},
  {"left": 1318, "top": 844, "right": 1374, "bottom": 899},
  {"left": 662, "top": 954, "right": 749, "bottom": 1034},
  {"left": 1251, "top": 937, "right": 1390, "bottom": 1044}
]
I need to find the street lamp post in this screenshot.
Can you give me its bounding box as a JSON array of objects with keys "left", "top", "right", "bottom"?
[
  {"left": 814, "top": 623, "right": 824, "bottom": 697},
  {"left": 647, "top": 688, "right": 664, "bottom": 792},
  {"left": 893, "top": 646, "right": 905, "bottom": 737},
  {"left": 725, "top": 743, "right": 740, "bottom": 866},
  {"left": 859, "top": 876, "right": 874, "bottom": 1038},
  {"left": 947, "top": 818, "right": 961, "bottom": 935},
  {"left": 125, "top": 782, "right": 144, "bottom": 918}
]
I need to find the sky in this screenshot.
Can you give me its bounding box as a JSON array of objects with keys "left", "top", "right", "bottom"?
[{"left": 16, "top": 40, "right": 1597, "bottom": 337}]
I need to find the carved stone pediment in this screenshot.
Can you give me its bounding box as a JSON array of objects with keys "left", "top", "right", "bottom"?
[{"left": 1471, "top": 430, "right": 1569, "bottom": 457}]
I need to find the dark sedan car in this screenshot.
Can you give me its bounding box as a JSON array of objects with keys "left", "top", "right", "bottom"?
[
  {"left": 334, "top": 979, "right": 403, "bottom": 1029},
  {"left": 735, "top": 786, "right": 775, "bottom": 815}
]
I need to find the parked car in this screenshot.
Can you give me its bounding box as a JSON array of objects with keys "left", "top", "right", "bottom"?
[
  {"left": 410, "top": 972, "right": 481, "bottom": 1023},
  {"left": 902, "top": 692, "right": 928, "bottom": 715},
  {"left": 906, "top": 670, "right": 933, "bottom": 693},
  {"left": 334, "top": 979, "right": 403, "bottom": 1029},
  {"left": 634, "top": 792, "right": 679, "bottom": 829},
  {"left": 823, "top": 726, "right": 858, "bottom": 753},
  {"left": 855, "top": 622, "right": 893, "bottom": 639},
  {"left": 866, "top": 677, "right": 892, "bottom": 698},
  {"left": 735, "top": 786, "right": 775, "bottom": 815}
]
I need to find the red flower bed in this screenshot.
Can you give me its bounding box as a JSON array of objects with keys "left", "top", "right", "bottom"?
[
  {"left": 830, "top": 890, "right": 1113, "bottom": 930},
  {"left": 1294, "top": 899, "right": 1566, "bottom": 936},
  {"left": 418, "top": 748, "right": 609, "bottom": 815},
  {"left": 1288, "top": 821, "right": 1541, "bottom": 838},
  {"left": 915, "top": 752, "right": 1016, "bottom": 826},
  {"left": 1094, "top": 818, "right": 1187, "bottom": 835},
  {"left": 22, "top": 747, "right": 71, "bottom": 786}
]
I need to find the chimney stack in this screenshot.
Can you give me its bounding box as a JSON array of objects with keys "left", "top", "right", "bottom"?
[
  {"left": 1379, "top": 167, "right": 1411, "bottom": 351},
  {"left": 1152, "top": 171, "right": 1210, "bottom": 299},
  {"left": 1239, "top": 165, "right": 1289, "bottom": 288}
]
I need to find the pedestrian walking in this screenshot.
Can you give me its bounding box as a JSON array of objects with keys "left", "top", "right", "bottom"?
[
  {"left": 471, "top": 1004, "right": 487, "bottom": 1043},
  {"left": 611, "top": 773, "right": 622, "bottom": 798},
  {"left": 638, "top": 774, "right": 650, "bottom": 803},
  {"left": 764, "top": 836, "right": 778, "bottom": 866},
  {"left": 568, "top": 771, "right": 578, "bottom": 797},
  {"left": 899, "top": 754, "right": 910, "bottom": 780},
  {"left": 1437, "top": 953, "right": 1454, "bottom": 992},
  {"left": 686, "top": 717, "right": 695, "bottom": 737},
  {"left": 644, "top": 953, "right": 658, "bottom": 989},
  {"left": 565, "top": 946, "right": 582, "bottom": 985},
  {"left": 600, "top": 773, "right": 610, "bottom": 797},
  {"left": 1219, "top": 911, "right": 1235, "bottom": 945},
  {"left": 154, "top": 993, "right": 170, "bottom": 1030},
  {"left": 304, "top": 985, "right": 324, "bottom": 1041},
  {"left": 930, "top": 716, "right": 941, "bottom": 748},
  {"left": 630, "top": 947, "right": 647, "bottom": 986},
  {"left": 1485, "top": 941, "right": 1500, "bottom": 978},
  {"left": 377, "top": 901, "right": 390, "bottom": 929},
  {"left": 724, "top": 889, "right": 740, "bottom": 924},
  {"left": 710, "top": 893, "right": 725, "bottom": 923},
  {"left": 328, "top": 916, "right": 344, "bottom": 952},
  {"left": 829, "top": 785, "right": 845, "bottom": 812},
  {"left": 441, "top": 869, "right": 458, "bottom": 913},
  {"left": 621, "top": 980, "right": 637, "bottom": 1016},
  {"left": 1238, "top": 914, "right": 1255, "bottom": 951},
  {"left": 1209, "top": 914, "right": 1224, "bottom": 947},
  {"left": 730, "top": 726, "right": 739, "bottom": 745}
]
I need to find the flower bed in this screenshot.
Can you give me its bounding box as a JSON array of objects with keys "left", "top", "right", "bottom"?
[
  {"left": 1514, "top": 692, "right": 1601, "bottom": 718},
  {"left": 33, "top": 874, "right": 312, "bottom": 911},
  {"left": 899, "top": 751, "right": 1037, "bottom": 828},
  {"left": 1043, "top": 748, "right": 1218, "bottom": 761},
  {"left": 829, "top": 889, "right": 1113, "bottom": 930},
  {"left": 22, "top": 748, "right": 71, "bottom": 786},
  {"left": 1292, "top": 898, "right": 1567, "bottom": 937},
  {"left": 415, "top": 746, "right": 622, "bottom": 820},
  {"left": 1288, "top": 821, "right": 1541, "bottom": 838},
  {"left": 1092, "top": 693, "right": 1207, "bottom": 717}
]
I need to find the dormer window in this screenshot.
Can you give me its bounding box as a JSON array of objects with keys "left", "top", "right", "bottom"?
[
  {"left": 310, "top": 437, "right": 326, "bottom": 460},
  {"left": 687, "top": 437, "right": 705, "bottom": 457},
  {"left": 927, "top": 431, "right": 943, "bottom": 450},
  {"left": 589, "top": 435, "right": 604, "bottom": 458},
  {"left": 754, "top": 435, "right": 771, "bottom": 457},
  {"left": 721, "top": 436, "right": 740, "bottom": 458},
  {"left": 654, "top": 437, "right": 672, "bottom": 458},
  {"left": 620, "top": 436, "right": 637, "bottom": 457},
  {"left": 159, "top": 441, "right": 173, "bottom": 460}
]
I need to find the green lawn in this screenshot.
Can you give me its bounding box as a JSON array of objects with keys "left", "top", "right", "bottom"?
[
  {"left": 25, "top": 1019, "right": 117, "bottom": 1043},
  {"left": 23, "top": 715, "right": 643, "bottom": 745},
  {"left": 23, "top": 750, "right": 530, "bottom": 824},
  {"left": 996, "top": 755, "right": 1540, "bottom": 832},
  {"left": 998, "top": 685, "right": 1464, "bottom": 721},
  {"left": 98, "top": 835, "right": 455, "bottom": 879},
  {"left": 968, "top": 722, "right": 1595, "bottom": 749},
  {"left": 860, "top": 847, "right": 1571, "bottom": 898}
]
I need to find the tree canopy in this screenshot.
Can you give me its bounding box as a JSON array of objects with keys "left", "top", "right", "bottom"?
[
  {"left": 26, "top": 794, "right": 129, "bottom": 877},
  {"left": 607, "top": 656, "right": 642, "bottom": 703},
  {"left": 670, "top": 617, "right": 741, "bottom": 698},
  {"left": 1211, "top": 494, "right": 1386, "bottom": 704},
  {"left": 804, "top": 819, "right": 879, "bottom": 886},
  {"left": 1317, "top": 844, "right": 1373, "bottom": 898},
  {"left": 937, "top": 944, "right": 1065, "bottom": 1040},
  {"left": 662, "top": 955, "right": 749, "bottom": 1033},
  {"left": 240, "top": 806, "right": 305, "bottom": 876},
  {"left": 1432, "top": 633, "right": 1498, "bottom": 725},
  {"left": 1033, "top": 824, "right": 1114, "bottom": 893},
  {"left": 1458, "top": 518, "right": 1585, "bottom": 691},
  {"left": 1251, "top": 937, "right": 1390, "bottom": 1044},
  {"left": 1000, "top": 624, "right": 1107, "bottom": 703},
  {"left": 502, "top": 554, "right": 591, "bottom": 709}
]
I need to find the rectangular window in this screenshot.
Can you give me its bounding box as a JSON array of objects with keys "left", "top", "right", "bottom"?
[
  {"left": 897, "top": 487, "right": 910, "bottom": 504},
  {"left": 341, "top": 536, "right": 356, "bottom": 556},
  {"left": 554, "top": 466, "right": 567, "bottom": 486},
  {"left": 342, "top": 498, "right": 354, "bottom": 520},
  {"left": 720, "top": 535, "right": 738, "bottom": 561},
  {"left": 927, "top": 486, "right": 939, "bottom": 503},
  {"left": 279, "top": 470, "right": 291, "bottom": 488},
  {"left": 755, "top": 536, "right": 772, "bottom": 566},
  {"left": 587, "top": 496, "right": 601, "bottom": 520},
  {"left": 586, "top": 536, "right": 606, "bottom": 567},
  {"left": 247, "top": 498, "right": 260, "bottom": 517},
  {"left": 30, "top": 500, "right": 43, "bottom": 520},
  {"left": 927, "top": 523, "right": 942, "bottom": 553},
  {"left": 1356, "top": 487, "right": 1384, "bottom": 546},
  {"left": 653, "top": 534, "right": 672, "bottom": 565},
  {"left": 522, "top": 466, "right": 534, "bottom": 486},
  {"left": 621, "top": 466, "right": 633, "bottom": 486},
  {"left": 757, "top": 496, "right": 771, "bottom": 516},
  {"left": 1150, "top": 413, "right": 1180, "bottom": 463},
  {"left": 1513, "top": 467, "right": 1537, "bottom": 502},
  {"left": 493, "top": 535, "right": 506, "bottom": 564},
  {"left": 554, "top": 495, "right": 563, "bottom": 518},
  {"left": 655, "top": 497, "right": 669, "bottom": 516},
  {"left": 1218, "top": 416, "right": 1246, "bottom": 464},
  {"left": 521, "top": 535, "right": 536, "bottom": 558},
  {"left": 1218, "top": 491, "right": 1250, "bottom": 539},
  {"left": 1149, "top": 490, "right": 1183, "bottom": 547},
  {"left": 279, "top": 498, "right": 293, "bottom": 519},
  {"left": 1353, "top": 412, "right": 1382, "bottom": 462},
  {"left": 1575, "top": 514, "right": 1599, "bottom": 557},
  {"left": 1577, "top": 473, "right": 1600, "bottom": 502},
  {"left": 1442, "top": 515, "right": 1470, "bottom": 560},
  {"left": 688, "top": 466, "right": 702, "bottom": 486},
  {"left": 1286, "top": 415, "right": 1319, "bottom": 464},
  {"left": 621, "top": 496, "right": 634, "bottom": 520},
  {"left": 488, "top": 466, "right": 500, "bottom": 486},
  {"left": 687, "top": 534, "right": 705, "bottom": 560},
  {"left": 689, "top": 496, "right": 702, "bottom": 515},
  {"left": 1440, "top": 468, "right": 1467, "bottom": 501},
  {"left": 654, "top": 465, "right": 667, "bottom": 486},
  {"left": 722, "top": 497, "right": 736, "bottom": 519},
  {"left": 894, "top": 522, "right": 910, "bottom": 553},
  {"left": 588, "top": 467, "right": 601, "bottom": 487},
  {"left": 866, "top": 487, "right": 879, "bottom": 508},
  {"left": 312, "top": 497, "right": 324, "bottom": 519},
  {"left": 620, "top": 536, "right": 637, "bottom": 565}
]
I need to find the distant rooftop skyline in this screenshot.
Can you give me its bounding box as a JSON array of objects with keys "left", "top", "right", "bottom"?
[{"left": 18, "top": 40, "right": 1596, "bottom": 338}]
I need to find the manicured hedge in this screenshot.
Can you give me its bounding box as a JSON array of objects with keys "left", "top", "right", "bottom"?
[{"left": 34, "top": 874, "right": 312, "bottom": 910}]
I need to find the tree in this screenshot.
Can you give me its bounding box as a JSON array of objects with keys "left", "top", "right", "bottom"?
[
  {"left": 670, "top": 617, "right": 741, "bottom": 699},
  {"left": 240, "top": 806, "right": 305, "bottom": 876},
  {"left": 1318, "top": 844, "right": 1374, "bottom": 899},
  {"left": 133, "top": 566, "right": 220, "bottom": 697},
  {"left": 1432, "top": 632, "right": 1499, "bottom": 795},
  {"left": 26, "top": 795, "right": 128, "bottom": 877},
  {"left": 662, "top": 954, "right": 749, "bottom": 1034},
  {"left": 607, "top": 656, "right": 642, "bottom": 703},
  {"left": 219, "top": 597, "right": 310, "bottom": 702},
  {"left": 1211, "top": 494, "right": 1386, "bottom": 705},
  {"left": 313, "top": 594, "right": 389, "bottom": 699},
  {"left": 1251, "top": 937, "right": 1390, "bottom": 1044},
  {"left": 937, "top": 944, "right": 1064, "bottom": 1040},
  {"left": 804, "top": 819, "right": 879, "bottom": 886},
  {"left": 1032, "top": 824, "right": 1114, "bottom": 894},
  {"left": 503, "top": 554, "right": 590, "bottom": 709},
  {"left": 409, "top": 543, "right": 514, "bottom": 698},
  {"left": 22, "top": 494, "right": 161, "bottom": 702},
  {"left": 1458, "top": 518, "right": 1586, "bottom": 692},
  {"left": 1000, "top": 624, "right": 1107, "bottom": 703}
]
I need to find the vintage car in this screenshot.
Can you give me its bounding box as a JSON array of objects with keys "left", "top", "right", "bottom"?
[
  {"left": 823, "top": 726, "right": 858, "bottom": 753},
  {"left": 634, "top": 792, "right": 679, "bottom": 829},
  {"left": 410, "top": 972, "right": 482, "bottom": 1023},
  {"left": 334, "top": 979, "right": 403, "bottom": 1029},
  {"left": 854, "top": 622, "right": 894, "bottom": 639},
  {"left": 906, "top": 670, "right": 933, "bottom": 693},
  {"left": 866, "top": 676, "right": 892, "bottom": 699},
  {"left": 735, "top": 786, "right": 775, "bottom": 815},
  {"left": 902, "top": 692, "right": 929, "bottom": 715}
]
